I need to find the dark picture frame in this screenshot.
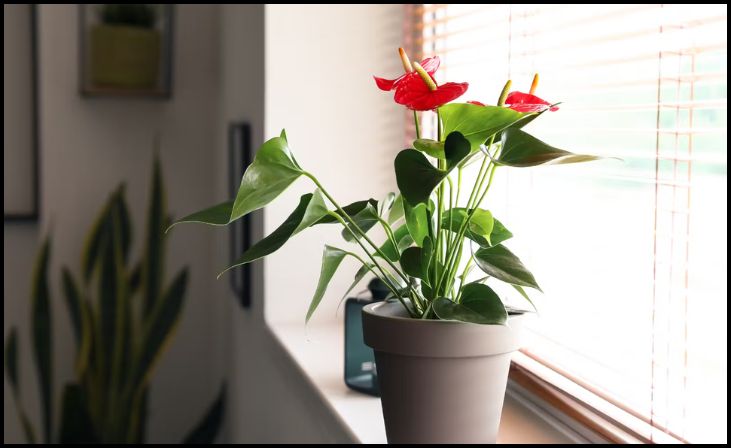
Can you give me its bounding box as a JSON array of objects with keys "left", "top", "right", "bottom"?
[
  {"left": 228, "top": 122, "right": 253, "bottom": 309},
  {"left": 4, "top": 4, "right": 40, "bottom": 222},
  {"left": 78, "top": 4, "right": 174, "bottom": 98}
]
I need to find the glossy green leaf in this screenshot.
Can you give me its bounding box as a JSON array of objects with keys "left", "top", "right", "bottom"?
[
  {"left": 490, "top": 218, "right": 514, "bottom": 247},
  {"left": 220, "top": 191, "right": 328, "bottom": 276},
  {"left": 468, "top": 209, "right": 494, "bottom": 244},
  {"left": 379, "top": 224, "right": 412, "bottom": 262},
  {"left": 400, "top": 246, "right": 429, "bottom": 283},
  {"left": 167, "top": 201, "right": 233, "bottom": 229},
  {"left": 512, "top": 284, "right": 538, "bottom": 312},
  {"left": 341, "top": 203, "right": 380, "bottom": 242},
  {"left": 340, "top": 262, "right": 373, "bottom": 304},
  {"left": 61, "top": 268, "right": 83, "bottom": 346},
  {"left": 231, "top": 134, "right": 303, "bottom": 221},
  {"left": 306, "top": 246, "right": 349, "bottom": 323},
  {"left": 394, "top": 149, "right": 445, "bottom": 205},
  {"left": 183, "top": 383, "right": 226, "bottom": 444},
  {"left": 387, "top": 194, "right": 405, "bottom": 224},
  {"left": 403, "top": 200, "right": 429, "bottom": 247},
  {"left": 378, "top": 192, "right": 396, "bottom": 217},
  {"left": 395, "top": 133, "right": 470, "bottom": 206},
  {"left": 496, "top": 128, "right": 603, "bottom": 167},
  {"left": 59, "top": 383, "right": 96, "bottom": 443},
  {"left": 474, "top": 244, "right": 541, "bottom": 291},
  {"left": 142, "top": 157, "right": 166, "bottom": 317},
  {"left": 439, "top": 103, "right": 530, "bottom": 151},
  {"left": 442, "top": 208, "right": 508, "bottom": 247},
  {"left": 133, "top": 268, "right": 188, "bottom": 389},
  {"left": 31, "top": 237, "right": 53, "bottom": 443},
  {"left": 433, "top": 283, "right": 507, "bottom": 325},
  {"left": 313, "top": 199, "right": 378, "bottom": 224},
  {"left": 413, "top": 138, "right": 445, "bottom": 159},
  {"left": 444, "top": 132, "right": 471, "bottom": 170}
]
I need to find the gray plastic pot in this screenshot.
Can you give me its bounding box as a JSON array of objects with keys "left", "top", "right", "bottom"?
[{"left": 362, "top": 301, "right": 524, "bottom": 444}]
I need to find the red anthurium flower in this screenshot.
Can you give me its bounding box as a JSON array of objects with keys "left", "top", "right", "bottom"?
[
  {"left": 374, "top": 56, "right": 441, "bottom": 91},
  {"left": 504, "top": 92, "right": 559, "bottom": 113},
  {"left": 467, "top": 100, "right": 486, "bottom": 106},
  {"left": 393, "top": 64, "right": 468, "bottom": 111}
]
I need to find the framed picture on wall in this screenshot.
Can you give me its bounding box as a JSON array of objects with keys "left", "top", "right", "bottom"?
[
  {"left": 4, "top": 4, "right": 39, "bottom": 221},
  {"left": 79, "top": 4, "right": 174, "bottom": 98}
]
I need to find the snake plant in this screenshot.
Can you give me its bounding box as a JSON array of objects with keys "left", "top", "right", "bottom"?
[{"left": 5, "top": 157, "right": 225, "bottom": 443}]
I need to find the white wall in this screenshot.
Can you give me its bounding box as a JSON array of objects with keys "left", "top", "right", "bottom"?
[
  {"left": 214, "top": 4, "right": 407, "bottom": 443},
  {"left": 264, "top": 4, "right": 406, "bottom": 325},
  {"left": 4, "top": 5, "right": 224, "bottom": 443}
]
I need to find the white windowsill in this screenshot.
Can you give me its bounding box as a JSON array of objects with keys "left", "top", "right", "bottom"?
[{"left": 268, "top": 320, "right": 580, "bottom": 444}]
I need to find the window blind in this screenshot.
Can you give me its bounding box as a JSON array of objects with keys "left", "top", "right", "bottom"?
[{"left": 411, "top": 4, "right": 727, "bottom": 443}]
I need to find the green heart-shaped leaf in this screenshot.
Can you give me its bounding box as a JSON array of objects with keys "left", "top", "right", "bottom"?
[
  {"left": 168, "top": 201, "right": 233, "bottom": 229},
  {"left": 442, "top": 209, "right": 511, "bottom": 247},
  {"left": 379, "top": 224, "right": 412, "bottom": 262},
  {"left": 378, "top": 192, "right": 396, "bottom": 217},
  {"left": 413, "top": 138, "right": 445, "bottom": 159},
  {"left": 395, "top": 149, "right": 445, "bottom": 205},
  {"left": 219, "top": 191, "right": 328, "bottom": 276},
  {"left": 445, "top": 132, "right": 471, "bottom": 170},
  {"left": 490, "top": 219, "right": 514, "bottom": 247},
  {"left": 439, "top": 103, "right": 529, "bottom": 151},
  {"left": 403, "top": 200, "right": 429, "bottom": 247},
  {"left": 306, "top": 246, "right": 349, "bottom": 323},
  {"left": 395, "top": 133, "right": 470, "bottom": 206},
  {"left": 467, "top": 209, "right": 494, "bottom": 244},
  {"left": 230, "top": 133, "right": 304, "bottom": 221},
  {"left": 340, "top": 262, "right": 374, "bottom": 304},
  {"left": 433, "top": 283, "right": 507, "bottom": 325},
  {"left": 313, "top": 199, "right": 378, "bottom": 225},
  {"left": 512, "top": 284, "right": 537, "bottom": 312},
  {"left": 474, "top": 244, "right": 541, "bottom": 291},
  {"left": 341, "top": 203, "right": 380, "bottom": 242},
  {"left": 387, "top": 194, "right": 405, "bottom": 224},
  {"left": 497, "top": 128, "right": 603, "bottom": 167},
  {"left": 400, "top": 246, "right": 429, "bottom": 284}
]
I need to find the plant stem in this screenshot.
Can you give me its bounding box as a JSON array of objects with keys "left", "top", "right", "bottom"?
[
  {"left": 377, "top": 216, "right": 399, "bottom": 252},
  {"left": 304, "top": 172, "right": 415, "bottom": 294},
  {"left": 413, "top": 110, "right": 421, "bottom": 140},
  {"left": 455, "top": 255, "right": 473, "bottom": 302},
  {"left": 328, "top": 211, "right": 417, "bottom": 317}
]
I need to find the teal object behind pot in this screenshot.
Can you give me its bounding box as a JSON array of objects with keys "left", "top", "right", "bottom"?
[{"left": 343, "top": 278, "right": 387, "bottom": 396}]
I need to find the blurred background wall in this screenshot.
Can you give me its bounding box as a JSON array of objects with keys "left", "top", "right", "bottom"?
[{"left": 5, "top": 4, "right": 404, "bottom": 443}]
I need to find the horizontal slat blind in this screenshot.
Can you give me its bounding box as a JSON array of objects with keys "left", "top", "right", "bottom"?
[{"left": 414, "top": 4, "right": 727, "bottom": 444}]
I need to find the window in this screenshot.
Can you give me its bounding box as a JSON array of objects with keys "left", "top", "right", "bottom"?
[{"left": 412, "top": 4, "right": 727, "bottom": 444}]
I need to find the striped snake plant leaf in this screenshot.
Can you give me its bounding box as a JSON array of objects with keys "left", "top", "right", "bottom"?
[
  {"left": 3, "top": 327, "right": 36, "bottom": 443},
  {"left": 59, "top": 383, "right": 96, "bottom": 443},
  {"left": 182, "top": 383, "right": 226, "bottom": 444},
  {"left": 31, "top": 237, "right": 53, "bottom": 443},
  {"left": 81, "top": 195, "right": 113, "bottom": 284},
  {"left": 142, "top": 156, "right": 167, "bottom": 318},
  {"left": 61, "top": 267, "right": 83, "bottom": 346},
  {"left": 132, "top": 268, "right": 188, "bottom": 390}
]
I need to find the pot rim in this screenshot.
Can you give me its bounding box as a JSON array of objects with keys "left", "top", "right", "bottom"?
[{"left": 362, "top": 301, "right": 525, "bottom": 358}]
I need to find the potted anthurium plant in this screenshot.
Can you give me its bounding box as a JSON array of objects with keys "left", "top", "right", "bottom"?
[{"left": 169, "top": 48, "right": 601, "bottom": 443}]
